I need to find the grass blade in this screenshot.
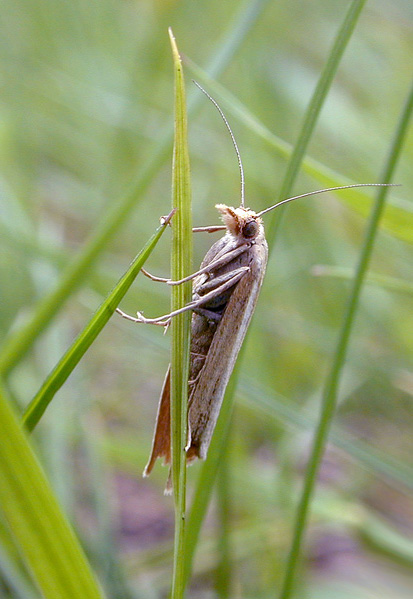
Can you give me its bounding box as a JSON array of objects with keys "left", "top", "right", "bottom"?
[
  {"left": 279, "top": 76, "right": 413, "bottom": 599},
  {"left": 0, "top": 383, "right": 104, "bottom": 599},
  {"left": 22, "top": 213, "right": 174, "bottom": 432},
  {"left": 169, "top": 30, "right": 192, "bottom": 599}
]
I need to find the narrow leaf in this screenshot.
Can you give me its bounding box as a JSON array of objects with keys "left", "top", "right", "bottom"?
[
  {"left": 169, "top": 29, "right": 192, "bottom": 599},
  {"left": 23, "top": 213, "right": 174, "bottom": 431},
  {"left": 0, "top": 384, "right": 104, "bottom": 599}
]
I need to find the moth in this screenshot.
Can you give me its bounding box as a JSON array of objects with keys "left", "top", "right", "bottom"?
[{"left": 117, "top": 82, "right": 394, "bottom": 485}]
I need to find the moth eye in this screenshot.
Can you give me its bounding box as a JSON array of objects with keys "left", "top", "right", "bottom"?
[{"left": 242, "top": 220, "right": 258, "bottom": 239}]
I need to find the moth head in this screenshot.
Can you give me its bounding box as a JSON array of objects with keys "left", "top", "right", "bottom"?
[{"left": 215, "top": 204, "right": 263, "bottom": 242}]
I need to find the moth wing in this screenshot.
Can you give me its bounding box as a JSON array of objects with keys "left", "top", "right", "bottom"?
[
  {"left": 143, "top": 239, "right": 229, "bottom": 477},
  {"left": 187, "top": 239, "right": 268, "bottom": 461},
  {"left": 143, "top": 366, "right": 171, "bottom": 476}
]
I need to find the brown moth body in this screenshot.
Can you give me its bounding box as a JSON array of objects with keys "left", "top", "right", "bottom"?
[{"left": 144, "top": 205, "right": 267, "bottom": 475}]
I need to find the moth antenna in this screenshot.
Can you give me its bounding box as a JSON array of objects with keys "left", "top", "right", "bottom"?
[
  {"left": 193, "top": 80, "right": 245, "bottom": 208},
  {"left": 257, "top": 183, "right": 400, "bottom": 217}
]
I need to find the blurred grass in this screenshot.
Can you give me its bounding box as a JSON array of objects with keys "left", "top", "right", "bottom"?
[{"left": 0, "top": 1, "right": 412, "bottom": 598}]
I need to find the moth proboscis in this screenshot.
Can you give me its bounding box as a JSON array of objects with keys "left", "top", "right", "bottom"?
[{"left": 117, "top": 82, "right": 397, "bottom": 490}]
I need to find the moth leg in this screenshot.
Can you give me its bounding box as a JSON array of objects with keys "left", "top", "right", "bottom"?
[
  {"left": 116, "top": 308, "right": 170, "bottom": 327},
  {"left": 196, "top": 267, "right": 249, "bottom": 295},
  {"left": 192, "top": 225, "right": 226, "bottom": 233},
  {"left": 118, "top": 266, "right": 250, "bottom": 325},
  {"left": 167, "top": 243, "right": 251, "bottom": 286},
  {"left": 141, "top": 268, "right": 169, "bottom": 283},
  {"left": 140, "top": 242, "right": 250, "bottom": 286}
]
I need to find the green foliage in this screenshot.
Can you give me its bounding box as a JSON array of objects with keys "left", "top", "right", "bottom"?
[
  {"left": 23, "top": 215, "right": 172, "bottom": 432},
  {"left": 0, "top": 384, "right": 104, "bottom": 599},
  {"left": 0, "top": 1, "right": 412, "bottom": 598}
]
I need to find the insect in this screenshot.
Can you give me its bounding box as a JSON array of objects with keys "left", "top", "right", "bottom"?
[{"left": 117, "top": 82, "right": 394, "bottom": 486}]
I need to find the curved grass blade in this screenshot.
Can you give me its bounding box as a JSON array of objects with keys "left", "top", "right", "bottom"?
[
  {"left": 279, "top": 76, "right": 413, "bottom": 599},
  {"left": 0, "top": 384, "right": 104, "bottom": 599},
  {"left": 169, "top": 29, "right": 192, "bottom": 599},
  {"left": 184, "top": 0, "right": 369, "bottom": 584},
  {"left": 0, "top": 0, "right": 270, "bottom": 379},
  {"left": 23, "top": 212, "right": 174, "bottom": 432}
]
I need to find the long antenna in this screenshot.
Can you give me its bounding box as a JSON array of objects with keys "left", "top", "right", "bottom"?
[
  {"left": 193, "top": 80, "right": 246, "bottom": 208},
  {"left": 257, "top": 183, "right": 400, "bottom": 217}
]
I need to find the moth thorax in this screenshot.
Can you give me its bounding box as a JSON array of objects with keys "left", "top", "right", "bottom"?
[{"left": 215, "top": 203, "right": 262, "bottom": 241}]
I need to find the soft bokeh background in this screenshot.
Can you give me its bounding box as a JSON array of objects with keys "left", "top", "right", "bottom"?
[{"left": 1, "top": 0, "right": 413, "bottom": 597}]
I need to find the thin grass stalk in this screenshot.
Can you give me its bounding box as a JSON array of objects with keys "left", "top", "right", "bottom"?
[
  {"left": 279, "top": 77, "right": 413, "bottom": 599},
  {"left": 169, "top": 30, "right": 192, "bottom": 599},
  {"left": 184, "top": 0, "right": 368, "bottom": 583},
  {"left": 0, "top": 0, "right": 269, "bottom": 379}
]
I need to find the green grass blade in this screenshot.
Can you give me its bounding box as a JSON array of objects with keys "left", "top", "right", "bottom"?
[
  {"left": 22, "top": 215, "right": 173, "bottom": 432},
  {"left": 184, "top": 0, "right": 369, "bottom": 583},
  {"left": 0, "top": 384, "right": 104, "bottom": 599},
  {"left": 0, "top": 0, "right": 269, "bottom": 379},
  {"left": 279, "top": 76, "right": 413, "bottom": 599},
  {"left": 169, "top": 31, "right": 192, "bottom": 599}
]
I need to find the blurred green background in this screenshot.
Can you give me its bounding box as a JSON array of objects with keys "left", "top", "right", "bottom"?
[{"left": 1, "top": 0, "right": 412, "bottom": 597}]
